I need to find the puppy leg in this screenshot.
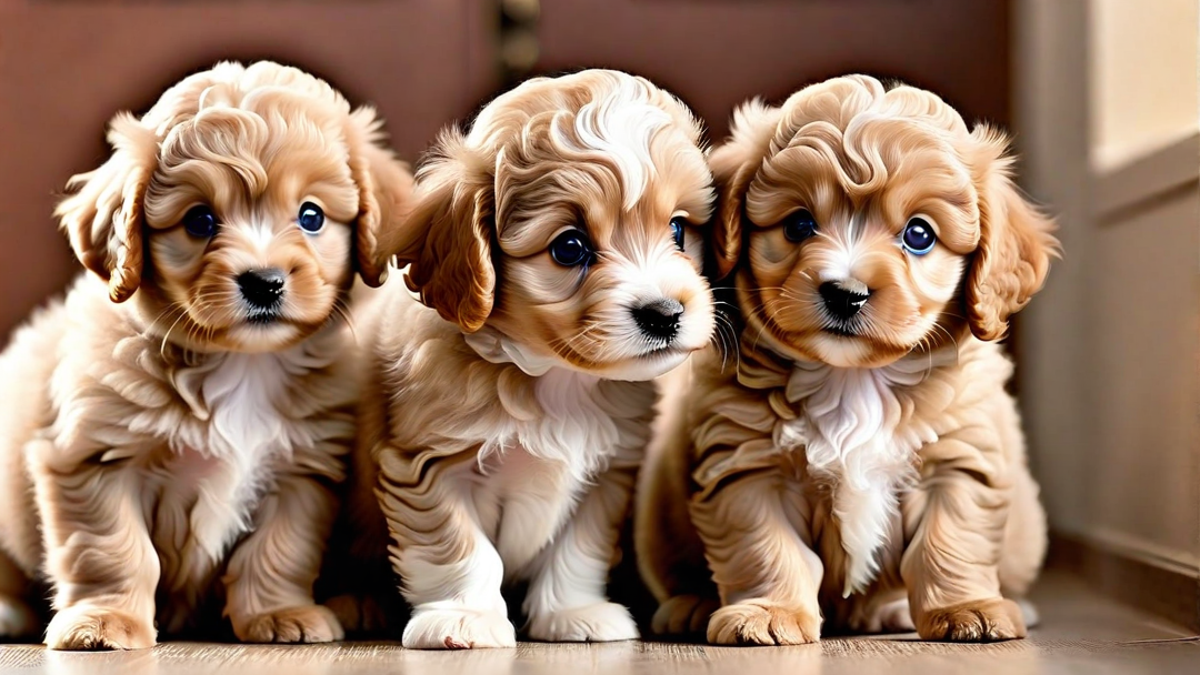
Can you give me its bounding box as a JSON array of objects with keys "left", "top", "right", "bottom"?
[
  {"left": 0, "top": 549, "right": 37, "bottom": 640},
  {"left": 635, "top": 432, "right": 718, "bottom": 638},
  {"left": 523, "top": 466, "right": 638, "bottom": 643},
  {"left": 999, "top": 461, "right": 1047, "bottom": 628},
  {"left": 378, "top": 457, "right": 514, "bottom": 650},
  {"left": 691, "top": 472, "right": 823, "bottom": 646},
  {"left": 34, "top": 458, "right": 158, "bottom": 650},
  {"left": 224, "top": 473, "right": 343, "bottom": 644},
  {"left": 901, "top": 438, "right": 1025, "bottom": 642}
]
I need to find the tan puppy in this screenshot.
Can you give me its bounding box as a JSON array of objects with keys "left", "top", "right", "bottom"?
[
  {"left": 0, "top": 61, "right": 411, "bottom": 649},
  {"left": 350, "top": 69, "right": 716, "bottom": 648},
  {"left": 636, "top": 75, "right": 1059, "bottom": 645}
]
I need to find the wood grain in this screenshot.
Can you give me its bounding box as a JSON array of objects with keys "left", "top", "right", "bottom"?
[{"left": 1, "top": 572, "right": 1196, "bottom": 674}]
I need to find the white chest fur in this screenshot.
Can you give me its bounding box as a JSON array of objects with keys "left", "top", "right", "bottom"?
[
  {"left": 150, "top": 345, "right": 335, "bottom": 580},
  {"left": 777, "top": 356, "right": 944, "bottom": 594},
  {"left": 469, "top": 367, "right": 644, "bottom": 577},
  {"left": 177, "top": 353, "right": 292, "bottom": 559}
]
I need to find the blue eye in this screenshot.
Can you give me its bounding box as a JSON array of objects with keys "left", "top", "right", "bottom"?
[
  {"left": 783, "top": 209, "right": 818, "bottom": 242},
  {"left": 297, "top": 202, "right": 325, "bottom": 233},
  {"left": 549, "top": 230, "right": 593, "bottom": 267},
  {"left": 182, "top": 205, "right": 217, "bottom": 238},
  {"left": 670, "top": 217, "right": 686, "bottom": 251},
  {"left": 901, "top": 217, "right": 936, "bottom": 255}
]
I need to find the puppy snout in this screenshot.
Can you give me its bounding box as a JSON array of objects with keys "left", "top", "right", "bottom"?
[
  {"left": 237, "top": 268, "right": 286, "bottom": 310},
  {"left": 819, "top": 280, "right": 870, "bottom": 321},
  {"left": 632, "top": 298, "right": 684, "bottom": 340}
]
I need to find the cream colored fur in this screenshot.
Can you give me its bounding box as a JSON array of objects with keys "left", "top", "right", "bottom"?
[
  {"left": 0, "top": 61, "right": 412, "bottom": 649},
  {"left": 636, "top": 75, "right": 1058, "bottom": 645},
  {"left": 347, "top": 70, "right": 716, "bottom": 649}
]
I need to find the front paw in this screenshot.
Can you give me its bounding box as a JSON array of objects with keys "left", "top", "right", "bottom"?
[
  {"left": 651, "top": 595, "right": 719, "bottom": 637},
  {"left": 526, "top": 602, "right": 638, "bottom": 643},
  {"left": 324, "top": 594, "right": 389, "bottom": 636},
  {"left": 916, "top": 598, "right": 1026, "bottom": 642},
  {"left": 233, "top": 604, "right": 345, "bottom": 643},
  {"left": 857, "top": 597, "right": 915, "bottom": 634},
  {"left": 707, "top": 600, "right": 821, "bottom": 646},
  {"left": 46, "top": 605, "right": 155, "bottom": 650},
  {"left": 0, "top": 594, "right": 39, "bottom": 640},
  {"left": 402, "top": 607, "right": 516, "bottom": 649}
]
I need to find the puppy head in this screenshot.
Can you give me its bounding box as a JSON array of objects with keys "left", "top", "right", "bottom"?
[
  {"left": 711, "top": 75, "right": 1059, "bottom": 368},
  {"left": 56, "top": 61, "right": 411, "bottom": 353},
  {"left": 398, "top": 70, "right": 716, "bottom": 381}
]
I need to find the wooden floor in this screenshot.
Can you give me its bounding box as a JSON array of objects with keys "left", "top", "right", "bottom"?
[{"left": 1, "top": 572, "right": 1197, "bottom": 674}]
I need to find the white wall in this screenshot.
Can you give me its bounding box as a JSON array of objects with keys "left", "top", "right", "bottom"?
[
  {"left": 1090, "top": 0, "right": 1199, "bottom": 169},
  {"left": 1016, "top": 0, "right": 1200, "bottom": 575}
]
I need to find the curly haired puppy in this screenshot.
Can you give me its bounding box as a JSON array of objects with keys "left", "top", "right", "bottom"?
[
  {"left": 636, "top": 75, "right": 1059, "bottom": 645},
  {"left": 348, "top": 69, "right": 716, "bottom": 649},
  {"left": 0, "top": 61, "right": 411, "bottom": 649}
]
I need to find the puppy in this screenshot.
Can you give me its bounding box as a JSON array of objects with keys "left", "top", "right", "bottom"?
[
  {"left": 635, "top": 75, "right": 1059, "bottom": 645},
  {"left": 0, "top": 61, "right": 411, "bottom": 649},
  {"left": 349, "top": 69, "right": 716, "bottom": 648}
]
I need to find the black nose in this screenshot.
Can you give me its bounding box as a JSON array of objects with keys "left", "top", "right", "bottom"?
[
  {"left": 237, "top": 268, "right": 286, "bottom": 309},
  {"left": 819, "top": 281, "right": 870, "bottom": 321},
  {"left": 632, "top": 298, "right": 684, "bottom": 340}
]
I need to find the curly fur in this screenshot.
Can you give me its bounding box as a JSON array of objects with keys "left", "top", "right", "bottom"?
[
  {"left": 636, "top": 75, "right": 1058, "bottom": 645},
  {"left": 0, "top": 61, "right": 412, "bottom": 649},
  {"left": 332, "top": 69, "right": 716, "bottom": 649}
]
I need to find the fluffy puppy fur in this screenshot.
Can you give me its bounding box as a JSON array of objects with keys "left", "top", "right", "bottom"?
[
  {"left": 0, "top": 61, "right": 411, "bottom": 649},
  {"left": 348, "top": 69, "right": 716, "bottom": 649},
  {"left": 636, "top": 75, "right": 1059, "bottom": 645}
]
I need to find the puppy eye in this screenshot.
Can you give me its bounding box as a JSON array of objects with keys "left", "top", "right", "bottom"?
[
  {"left": 297, "top": 202, "right": 325, "bottom": 233},
  {"left": 182, "top": 205, "right": 218, "bottom": 238},
  {"left": 783, "top": 209, "right": 818, "bottom": 242},
  {"left": 549, "top": 230, "right": 594, "bottom": 267},
  {"left": 670, "top": 217, "right": 687, "bottom": 251},
  {"left": 901, "top": 217, "right": 937, "bottom": 255}
]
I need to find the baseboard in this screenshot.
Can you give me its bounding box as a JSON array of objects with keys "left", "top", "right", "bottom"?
[{"left": 1047, "top": 532, "right": 1200, "bottom": 632}]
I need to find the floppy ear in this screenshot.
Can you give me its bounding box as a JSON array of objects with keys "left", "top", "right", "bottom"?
[
  {"left": 55, "top": 113, "right": 157, "bottom": 303},
  {"left": 964, "top": 126, "right": 1061, "bottom": 341},
  {"left": 708, "top": 100, "right": 780, "bottom": 279},
  {"left": 346, "top": 107, "right": 415, "bottom": 287},
  {"left": 402, "top": 128, "right": 495, "bottom": 333}
]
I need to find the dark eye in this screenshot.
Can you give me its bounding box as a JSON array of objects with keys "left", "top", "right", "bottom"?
[
  {"left": 670, "top": 217, "right": 687, "bottom": 251},
  {"left": 549, "top": 230, "right": 593, "bottom": 267},
  {"left": 297, "top": 202, "right": 325, "bottom": 233},
  {"left": 182, "top": 205, "right": 218, "bottom": 238},
  {"left": 901, "top": 217, "right": 937, "bottom": 255},
  {"left": 783, "top": 209, "right": 818, "bottom": 242}
]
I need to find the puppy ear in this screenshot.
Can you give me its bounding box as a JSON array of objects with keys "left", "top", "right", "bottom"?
[
  {"left": 402, "top": 128, "right": 495, "bottom": 333},
  {"left": 964, "top": 126, "right": 1061, "bottom": 341},
  {"left": 55, "top": 113, "right": 157, "bottom": 303},
  {"left": 346, "top": 107, "right": 415, "bottom": 288},
  {"left": 708, "top": 100, "right": 780, "bottom": 279}
]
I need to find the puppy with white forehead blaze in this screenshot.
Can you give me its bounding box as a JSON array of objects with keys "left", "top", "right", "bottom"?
[
  {"left": 350, "top": 69, "right": 715, "bottom": 648},
  {"left": 636, "top": 75, "right": 1059, "bottom": 645},
  {"left": 0, "top": 61, "right": 412, "bottom": 648}
]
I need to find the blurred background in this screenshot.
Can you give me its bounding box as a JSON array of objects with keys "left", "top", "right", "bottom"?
[{"left": 0, "top": 0, "right": 1196, "bottom": 632}]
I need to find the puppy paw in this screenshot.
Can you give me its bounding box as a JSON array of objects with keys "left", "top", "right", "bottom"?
[
  {"left": 402, "top": 607, "right": 515, "bottom": 649},
  {"left": 1016, "top": 598, "right": 1040, "bottom": 629},
  {"left": 707, "top": 600, "right": 821, "bottom": 646},
  {"left": 45, "top": 605, "right": 155, "bottom": 650},
  {"left": 0, "top": 594, "right": 38, "bottom": 640},
  {"left": 858, "top": 597, "right": 915, "bottom": 634},
  {"left": 324, "top": 594, "right": 389, "bottom": 636},
  {"left": 651, "top": 595, "right": 719, "bottom": 637},
  {"left": 526, "top": 602, "right": 638, "bottom": 643},
  {"left": 916, "top": 598, "right": 1026, "bottom": 642},
  {"left": 233, "top": 604, "right": 345, "bottom": 644}
]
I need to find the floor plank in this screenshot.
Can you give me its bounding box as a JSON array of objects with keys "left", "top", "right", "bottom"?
[{"left": 1, "top": 572, "right": 1196, "bottom": 674}]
